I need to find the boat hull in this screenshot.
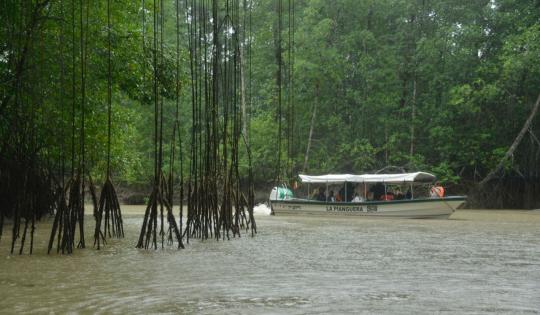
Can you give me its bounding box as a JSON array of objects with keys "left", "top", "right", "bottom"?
[{"left": 271, "top": 197, "right": 466, "bottom": 219}]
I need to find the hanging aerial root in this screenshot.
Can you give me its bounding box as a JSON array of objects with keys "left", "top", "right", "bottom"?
[
  {"left": 94, "top": 177, "right": 124, "bottom": 249},
  {"left": 88, "top": 175, "right": 99, "bottom": 219},
  {"left": 233, "top": 191, "right": 255, "bottom": 232},
  {"left": 47, "top": 172, "right": 95, "bottom": 254},
  {"left": 48, "top": 186, "right": 75, "bottom": 254},
  {"left": 137, "top": 171, "right": 183, "bottom": 250},
  {"left": 0, "top": 157, "right": 57, "bottom": 254},
  {"left": 66, "top": 173, "right": 84, "bottom": 250}
]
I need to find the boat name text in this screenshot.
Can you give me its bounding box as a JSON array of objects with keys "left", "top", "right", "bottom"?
[{"left": 326, "top": 205, "right": 378, "bottom": 212}]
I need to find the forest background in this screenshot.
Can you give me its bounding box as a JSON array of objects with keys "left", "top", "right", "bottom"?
[{"left": 1, "top": 0, "right": 539, "bottom": 208}]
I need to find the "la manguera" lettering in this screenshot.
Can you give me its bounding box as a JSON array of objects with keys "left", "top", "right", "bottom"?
[{"left": 326, "top": 205, "right": 378, "bottom": 212}]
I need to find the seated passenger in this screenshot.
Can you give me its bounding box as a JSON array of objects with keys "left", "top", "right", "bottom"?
[
  {"left": 352, "top": 193, "right": 364, "bottom": 202},
  {"left": 405, "top": 189, "right": 412, "bottom": 199},
  {"left": 316, "top": 187, "right": 326, "bottom": 201},
  {"left": 367, "top": 192, "right": 374, "bottom": 201},
  {"left": 346, "top": 182, "right": 355, "bottom": 202},
  {"left": 380, "top": 192, "right": 394, "bottom": 201},
  {"left": 357, "top": 183, "right": 367, "bottom": 197},
  {"left": 430, "top": 182, "right": 445, "bottom": 198},
  {"left": 394, "top": 187, "right": 404, "bottom": 200},
  {"left": 370, "top": 183, "right": 385, "bottom": 201},
  {"left": 311, "top": 189, "right": 319, "bottom": 200},
  {"left": 328, "top": 190, "right": 335, "bottom": 202}
]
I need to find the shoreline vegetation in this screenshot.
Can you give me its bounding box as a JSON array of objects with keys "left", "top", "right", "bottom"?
[
  {"left": 2, "top": 0, "right": 540, "bottom": 256},
  {"left": 3, "top": 0, "right": 540, "bottom": 210}
]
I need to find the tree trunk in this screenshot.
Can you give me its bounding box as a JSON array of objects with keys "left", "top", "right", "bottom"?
[
  {"left": 479, "top": 94, "right": 540, "bottom": 186},
  {"left": 410, "top": 79, "right": 416, "bottom": 156},
  {"left": 385, "top": 122, "right": 389, "bottom": 165},
  {"left": 274, "top": 0, "right": 283, "bottom": 181},
  {"left": 239, "top": 40, "right": 248, "bottom": 145},
  {"left": 303, "top": 83, "right": 319, "bottom": 172}
]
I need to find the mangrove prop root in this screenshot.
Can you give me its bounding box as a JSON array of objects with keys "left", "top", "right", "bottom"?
[
  {"left": 94, "top": 177, "right": 124, "bottom": 250},
  {"left": 88, "top": 175, "right": 99, "bottom": 219},
  {"left": 137, "top": 171, "right": 182, "bottom": 249},
  {"left": 182, "top": 0, "right": 257, "bottom": 246},
  {"left": 1, "top": 156, "right": 56, "bottom": 254},
  {"left": 48, "top": 187, "right": 75, "bottom": 254}
]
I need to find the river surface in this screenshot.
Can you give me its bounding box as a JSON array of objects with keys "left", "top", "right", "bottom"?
[{"left": 0, "top": 207, "right": 539, "bottom": 314}]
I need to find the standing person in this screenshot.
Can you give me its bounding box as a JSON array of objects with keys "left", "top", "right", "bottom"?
[{"left": 430, "top": 182, "right": 445, "bottom": 198}]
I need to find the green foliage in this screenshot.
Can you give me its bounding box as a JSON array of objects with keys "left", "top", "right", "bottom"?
[
  {"left": 2, "top": 0, "right": 539, "bottom": 191},
  {"left": 247, "top": 112, "right": 279, "bottom": 182},
  {"left": 430, "top": 162, "right": 460, "bottom": 185},
  {"left": 337, "top": 139, "right": 376, "bottom": 172}
]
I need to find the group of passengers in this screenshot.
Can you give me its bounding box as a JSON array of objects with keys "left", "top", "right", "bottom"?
[{"left": 310, "top": 181, "right": 444, "bottom": 202}]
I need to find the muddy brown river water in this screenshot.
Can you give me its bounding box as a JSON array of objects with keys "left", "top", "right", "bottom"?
[{"left": 0, "top": 207, "right": 539, "bottom": 314}]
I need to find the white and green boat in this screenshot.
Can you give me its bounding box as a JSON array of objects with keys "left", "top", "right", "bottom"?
[{"left": 270, "top": 172, "right": 466, "bottom": 219}]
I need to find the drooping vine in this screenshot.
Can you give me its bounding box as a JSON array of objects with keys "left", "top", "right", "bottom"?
[
  {"left": 136, "top": 0, "right": 183, "bottom": 250},
  {"left": 166, "top": 0, "right": 185, "bottom": 245},
  {"left": 273, "top": 0, "right": 295, "bottom": 189},
  {"left": 0, "top": 1, "right": 59, "bottom": 255},
  {"left": 287, "top": 0, "right": 295, "bottom": 181},
  {"left": 48, "top": 0, "right": 72, "bottom": 255},
  {"left": 93, "top": 0, "right": 124, "bottom": 250},
  {"left": 184, "top": 0, "right": 255, "bottom": 243}
]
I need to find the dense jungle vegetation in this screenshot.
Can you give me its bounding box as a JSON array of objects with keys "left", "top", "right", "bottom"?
[{"left": 1, "top": 0, "right": 540, "bottom": 207}]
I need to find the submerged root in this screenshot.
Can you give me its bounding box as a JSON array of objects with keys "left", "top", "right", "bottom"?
[
  {"left": 1, "top": 157, "right": 56, "bottom": 255},
  {"left": 94, "top": 177, "right": 124, "bottom": 249},
  {"left": 137, "top": 171, "right": 183, "bottom": 249}
]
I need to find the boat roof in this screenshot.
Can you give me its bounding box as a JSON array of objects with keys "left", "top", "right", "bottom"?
[{"left": 299, "top": 172, "right": 436, "bottom": 184}]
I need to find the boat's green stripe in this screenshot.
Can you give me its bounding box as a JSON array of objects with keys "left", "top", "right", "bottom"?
[{"left": 273, "top": 196, "right": 466, "bottom": 206}]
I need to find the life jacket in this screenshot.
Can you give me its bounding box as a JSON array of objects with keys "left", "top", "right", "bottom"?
[
  {"left": 431, "top": 185, "right": 445, "bottom": 198},
  {"left": 381, "top": 194, "right": 394, "bottom": 201}
]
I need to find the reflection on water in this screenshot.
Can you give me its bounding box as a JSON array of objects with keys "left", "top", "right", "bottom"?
[{"left": 0, "top": 208, "right": 539, "bottom": 314}]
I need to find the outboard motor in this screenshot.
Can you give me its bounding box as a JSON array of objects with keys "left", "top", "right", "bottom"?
[
  {"left": 269, "top": 186, "right": 293, "bottom": 215},
  {"left": 269, "top": 186, "right": 293, "bottom": 201}
]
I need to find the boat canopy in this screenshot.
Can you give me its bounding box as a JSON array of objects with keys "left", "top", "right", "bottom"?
[
  {"left": 298, "top": 174, "right": 355, "bottom": 183},
  {"left": 299, "top": 172, "right": 436, "bottom": 184}
]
